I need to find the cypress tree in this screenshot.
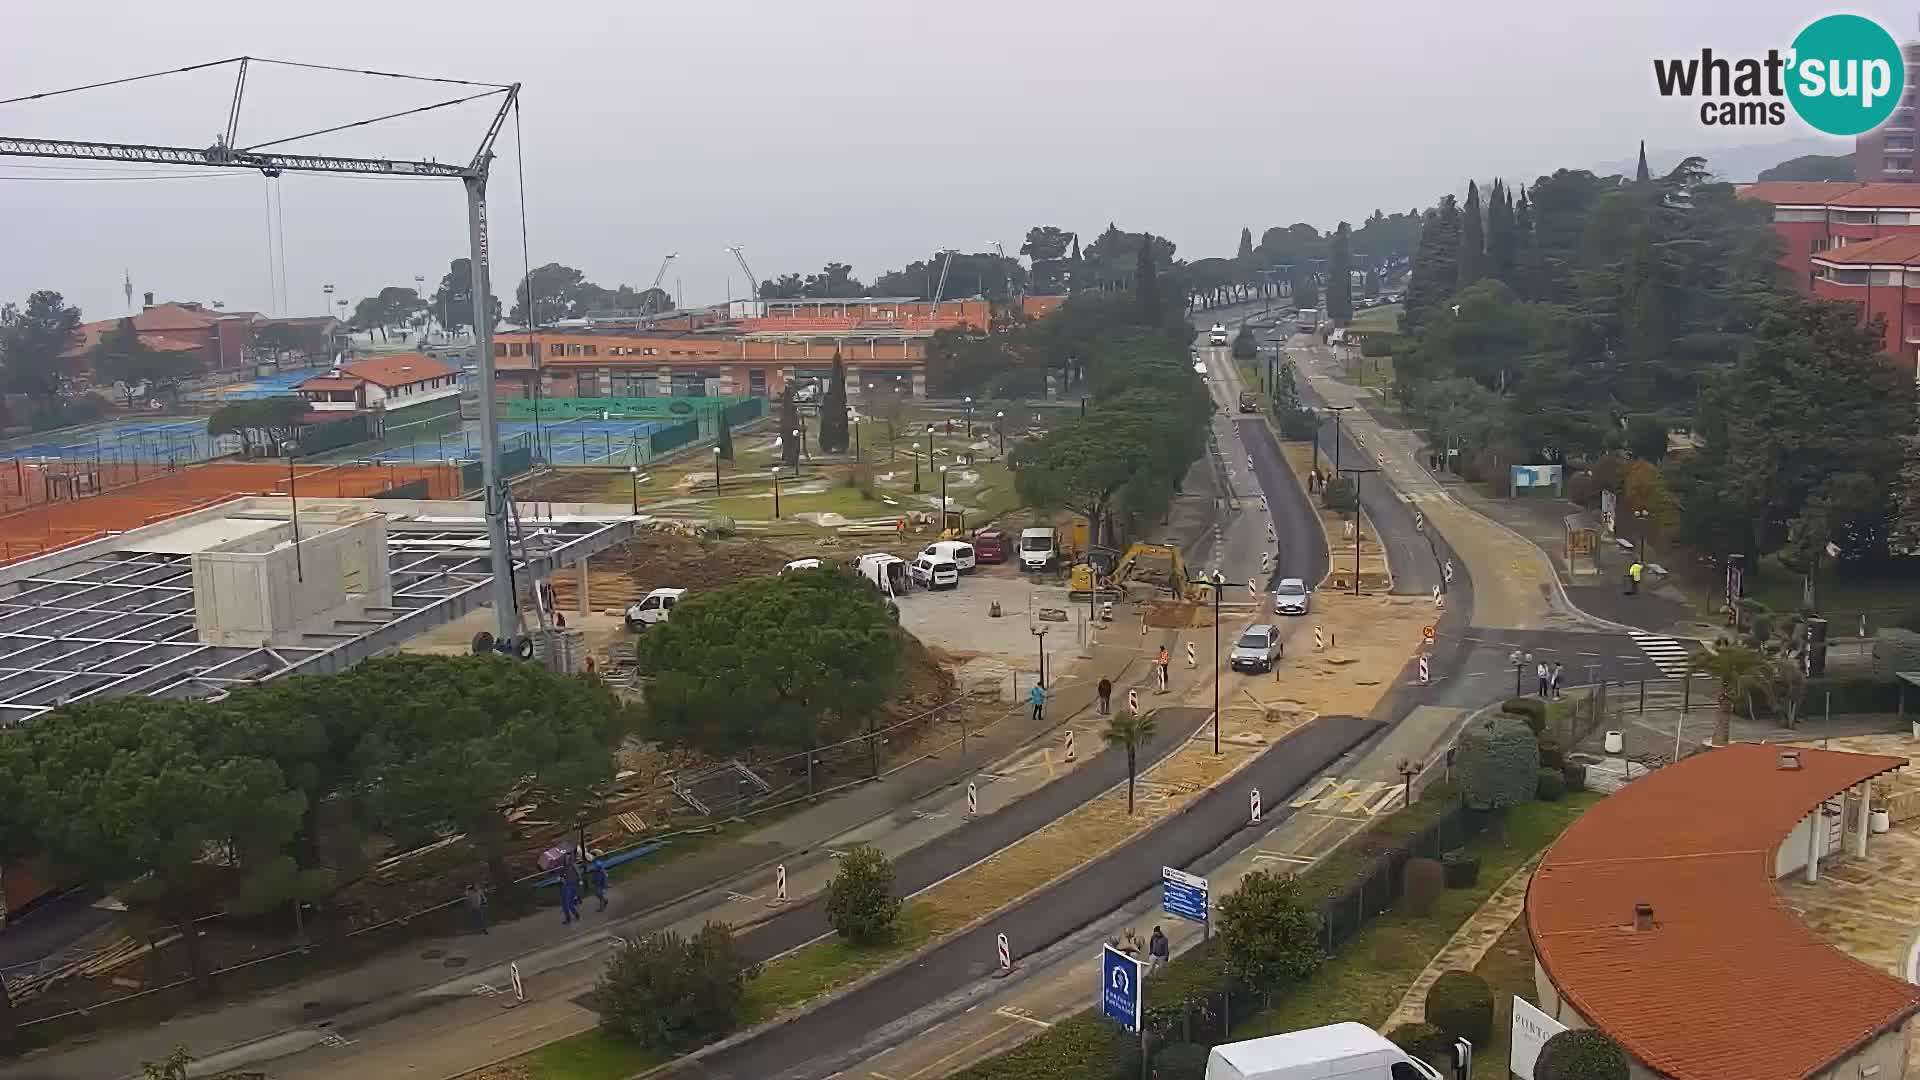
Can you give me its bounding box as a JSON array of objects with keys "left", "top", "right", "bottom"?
[
  {"left": 716, "top": 409, "right": 735, "bottom": 461},
  {"left": 1328, "top": 222, "right": 1354, "bottom": 325},
  {"left": 1136, "top": 233, "right": 1161, "bottom": 326},
  {"left": 819, "top": 352, "right": 850, "bottom": 453},
  {"left": 1513, "top": 186, "right": 1538, "bottom": 299},
  {"left": 1620, "top": 225, "right": 1665, "bottom": 409},
  {"left": 1456, "top": 181, "right": 1485, "bottom": 291},
  {"left": 1237, "top": 227, "right": 1254, "bottom": 261},
  {"left": 1405, "top": 196, "right": 1461, "bottom": 333},
  {"left": 1486, "top": 179, "right": 1516, "bottom": 284}
]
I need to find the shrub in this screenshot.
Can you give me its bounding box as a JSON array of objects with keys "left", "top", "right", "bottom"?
[
  {"left": 1402, "top": 857, "right": 1443, "bottom": 916},
  {"left": 705, "top": 515, "right": 738, "bottom": 537},
  {"left": 1455, "top": 713, "right": 1540, "bottom": 812},
  {"left": 1154, "top": 1042, "right": 1211, "bottom": 1080},
  {"left": 1321, "top": 476, "right": 1356, "bottom": 512},
  {"left": 1423, "top": 970, "right": 1494, "bottom": 1046},
  {"left": 1536, "top": 767, "right": 1566, "bottom": 801},
  {"left": 1501, "top": 696, "right": 1547, "bottom": 735},
  {"left": 1441, "top": 850, "right": 1480, "bottom": 888},
  {"left": 1218, "top": 869, "right": 1324, "bottom": 995},
  {"left": 1535, "top": 1028, "right": 1631, "bottom": 1080},
  {"left": 1387, "top": 1021, "right": 1451, "bottom": 1065},
  {"left": 1562, "top": 762, "right": 1588, "bottom": 792},
  {"left": 826, "top": 844, "right": 901, "bottom": 945},
  {"left": 596, "top": 923, "right": 759, "bottom": 1051},
  {"left": 1537, "top": 738, "right": 1564, "bottom": 769},
  {"left": 1278, "top": 407, "right": 1321, "bottom": 441}
]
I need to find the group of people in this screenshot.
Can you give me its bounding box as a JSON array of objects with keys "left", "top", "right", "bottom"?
[
  {"left": 1111, "top": 924, "right": 1171, "bottom": 971},
  {"left": 459, "top": 850, "right": 613, "bottom": 936},
  {"left": 1535, "top": 660, "right": 1565, "bottom": 700}
]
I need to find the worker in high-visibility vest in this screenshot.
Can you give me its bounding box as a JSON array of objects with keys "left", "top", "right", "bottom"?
[{"left": 1626, "top": 561, "right": 1643, "bottom": 595}]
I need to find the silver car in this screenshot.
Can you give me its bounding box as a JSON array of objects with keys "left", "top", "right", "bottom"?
[{"left": 1272, "top": 577, "right": 1311, "bottom": 616}]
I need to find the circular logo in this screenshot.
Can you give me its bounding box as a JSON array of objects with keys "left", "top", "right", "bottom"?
[
  {"left": 1787, "top": 15, "right": 1905, "bottom": 136},
  {"left": 668, "top": 400, "right": 693, "bottom": 415}
]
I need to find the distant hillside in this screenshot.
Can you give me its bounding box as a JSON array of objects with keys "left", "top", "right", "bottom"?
[
  {"left": 1757, "top": 153, "right": 1856, "bottom": 182},
  {"left": 1589, "top": 136, "right": 1853, "bottom": 183}
]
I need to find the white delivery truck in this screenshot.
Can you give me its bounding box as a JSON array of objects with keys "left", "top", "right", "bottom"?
[
  {"left": 1205, "top": 1023, "right": 1441, "bottom": 1080},
  {"left": 1295, "top": 308, "right": 1320, "bottom": 334},
  {"left": 1018, "top": 527, "right": 1059, "bottom": 572}
]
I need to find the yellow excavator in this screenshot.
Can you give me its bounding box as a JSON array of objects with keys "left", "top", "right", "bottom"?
[{"left": 1070, "top": 542, "right": 1210, "bottom": 602}]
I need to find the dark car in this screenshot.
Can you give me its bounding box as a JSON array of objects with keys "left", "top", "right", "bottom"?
[{"left": 972, "top": 529, "right": 1008, "bottom": 564}]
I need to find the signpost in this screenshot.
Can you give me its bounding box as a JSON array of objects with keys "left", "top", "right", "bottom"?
[
  {"left": 1508, "top": 997, "right": 1566, "bottom": 1079},
  {"left": 1101, "top": 943, "right": 1143, "bottom": 1033},
  {"left": 772, "top": 864, "right": 789, "bottom": 905},
  {"left": 1161, "top": 866, "right": 1210, "bottom": 940},
  {"left": 996, "top": 932, "right": 1012, "bottom": 976},
  {"left": 1249, "top": 787, "right": 1262, "bottom": 825}
]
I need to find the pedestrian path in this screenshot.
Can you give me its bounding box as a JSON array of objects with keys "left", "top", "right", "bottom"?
[
  {"left": 1378, "top": 860, "right": 1538, "bottom": 1033},
  {"left": 1629, "top": 628, "right": 1694, "bottom": 678}
]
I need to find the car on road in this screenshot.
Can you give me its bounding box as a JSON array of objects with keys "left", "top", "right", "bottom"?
[
  {"left": 1238, "top": 391, "right": 1259, "bottom": 414},
  {"left": 1272, "top": 577, "right": 1311, "bottom": 616},
  {"left": 1229, "top": 623, "right": 1284, "bottom": 673},
  {"left": 1208, "top": 323, "right": 1228, "bottom": 346},
  {"left": 625, "top": 587, "right": 686, "bottom": 632},
  {"left": 909, "top": 555, "right": 960, "bottom": 590}
]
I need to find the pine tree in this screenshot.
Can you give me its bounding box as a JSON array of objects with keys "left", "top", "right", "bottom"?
[
  {"left": 1327, "top": 222, "right": 1354, "bottom": 325},
  {"left": 1135, "top": 233, "right": 1160, "bottom": 326},
  {"left": 1513, "top": 186, "right": 1538, "bottom": 298},
  {"left": 779, "top": 388, "right": 801, "bottom": 468},
  {"left": 1635, "top": 140, "right": 1652, "bottom": 184},
  {"left": 818, "top": 352, "right": 850, "bottom": 453},
  {"left": 1620, "top": 225, "right": 1665, "bottom": 409},
  {"left": 1485, "top": 179, "right": 1516, "bottom": 284},
  {"left": 1456, "top": 181, "right": 1484, "bottom": 291}
]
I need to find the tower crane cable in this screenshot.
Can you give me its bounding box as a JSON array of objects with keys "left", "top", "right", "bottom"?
[
  {"left": 0, "top": 58, "right": 244, "bottom": 108},
  {"left": 240, "top": 87, "right": 508, "bottom": 153}
]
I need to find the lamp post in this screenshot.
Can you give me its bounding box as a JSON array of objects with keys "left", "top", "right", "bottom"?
[
  {"left": 322, "top": 283, "right": 334, "bottom": 319},
  {"left": 1511, "top": 650, "right": 1534, "bottom": 697},
  {"left": 628, "top": 464, "right": 639, "bottom": 514},
  {"left": 283, "top": 439, "right": 303, "bottom": 583},
  {"left": 964, "top": 395, "right": 974, "bottom": 436},
  {"left": 1339, "top": 465, "right": 1379, "bottom": 596},
  {"left": 1325, "top": 404, "right": 1354, "bottom": 480},
  {"left": 852, "top": 416, "right": 862, "bottom": 462},
  {"left": 1210, "top": 571, "right": 1224, "bottom": 754},
  {"left": 712, "top": 445, "right": 723, "bottom": 496},
  {"left": 770, "top": 467, "right": 782, "bottom": 518},
  {"left": 791, "top": 428, "right": 803, "bottom": 475},
  {"left": 996, "top": 410, "right": 1006, "bottom": 456},
  {"left": 1631, "top": 507, "right": 1652, "bottom": 562},
  {"left": 939, "top": 464, "right": 949, "bottom": 528},
  {"left": 413, "top": 274, "right": 426, "bottom": 340}
]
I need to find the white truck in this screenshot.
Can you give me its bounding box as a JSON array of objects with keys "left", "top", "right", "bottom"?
[
  {"left": 1018, "top": 527, "right": 1059, "bottom": 572},
  {"left": 1295, "top": 308, "right": 1320, "bottom": 334},
  {"left": 855, "top": 552, "right": 909, "bottom": 599},
  {"left": 1205, "top": 1023, "right": 1441, "bottom": 1080}
]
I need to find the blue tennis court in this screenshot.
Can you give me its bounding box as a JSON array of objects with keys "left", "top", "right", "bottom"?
[
  {"left": 183, "top": 369, "right": 317, "bottom": 404},
  {"left": 349, "top": 416, "right": 671, "bottom": 465},
  {"left": 0, "top": 418, "right": 238, "bottom": 466}
]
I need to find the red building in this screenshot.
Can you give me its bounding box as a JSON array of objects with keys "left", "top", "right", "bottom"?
[
  {"left": 1738, "top": 181, "right": 1920, "bottom": 292},
  {"left": 1810, "top": 233, "right": 1920, "bottom": 378},
  {"left": 67, "top": 300, "right": 254, "bottom": 374}
]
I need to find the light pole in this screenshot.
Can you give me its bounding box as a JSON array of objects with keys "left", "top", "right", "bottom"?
[
  {"left": 322, "top": 283, "right": 334, "bottom": 319},
  {"left": 413, "top": 275, "right": 426, "bottom": 340},
  {"left": 791, "top": 428, "right": 803, "bottom": 475},
  {"left": 770, "top": 467, "right": 782, "bottom": 518},
  {"left": 628, "top": 464, "right": 639, "bottom": 514},
  {"left": 1211, "top": 571, "right": 1223, "bottom": 754},
  {"left": 996, "top": 410, "right": 1006, "bottom": 456},
  {"left": 283, "top": 439, "right": 303, "bottom": 583},
  {"left": 852, "top": 416, "right": 862, "bottom": 462},
  {"left": 712, "top": 445, "right": 723, "bottom": 496},
  {"left": 1340, "top": 465, "right": 1379, "bottom": 596},
  {"left": 939, "top": 464, "right": 949, "bottom": 529},
  {"left": 1325, "top": 404, "right": 1354, "bottom": 481},
  {"left": 1631, "top": 508, "right": 1652, "bottom": 562},
  {"left": 1511, "top": 650, "right": 1533, "bottom": 697},
  {"left": 964, "top": 395, "right": 974, "bottom": 436}
]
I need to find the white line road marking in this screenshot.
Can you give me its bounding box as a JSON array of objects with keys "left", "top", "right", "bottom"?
[
  {"left": 1254, "top": 851, "right": 1317, "bottom": 865},
  {"left": 996, "top": 1006, "right": 1053, "bottom": 1028},
  {"left": 727, "top": 891, "right": 762, "bottom": 903},
  {"left": 1629, "top": 629, "right": 1693, "bottom": 678}
]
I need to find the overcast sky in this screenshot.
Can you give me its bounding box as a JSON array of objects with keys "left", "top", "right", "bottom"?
[{"left": 0, "top": 0, "right": 1907, "bottom": 321}]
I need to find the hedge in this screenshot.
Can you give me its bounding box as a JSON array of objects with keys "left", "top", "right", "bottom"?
[
  {"left": 1537, "top": 739, "right": 1564, "bottom": 769},
  {"left": 1536, "top": 768, "right": 1565, "bottom": 802},
  {"left": 1562, "top": 762, "right": 1588, "bottom": 793},
  {"left": 1536, "top": 1028, "right": 1631, "bottom": 1080},
  {"left": 1502, "top": 697, "right": 1547, "bottom": 736},
  {"left": 1387, "top": 1021, "right": 1450, "bottom": 1064},
  {"left": 1735, "top": 671, "right": 1900, "bottom": 720},
  {"left": 1441, "top": 850, "right": 1480, "bottom": 888},
  {"left": 1424, "top": 970, "right": 1493, "bottom": 1046}
]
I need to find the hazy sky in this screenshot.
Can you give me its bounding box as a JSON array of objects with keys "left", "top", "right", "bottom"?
[{"left": 0, "top": 0, "right": 1909, "bottom": 321}]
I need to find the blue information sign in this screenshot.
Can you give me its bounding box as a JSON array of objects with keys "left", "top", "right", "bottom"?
[
  {"left": 1161, "top": 865, "right": 1209, "bottom": 924},
  {"left": 1101, "top": 944, "right": 1143, "bottom": 1033}
]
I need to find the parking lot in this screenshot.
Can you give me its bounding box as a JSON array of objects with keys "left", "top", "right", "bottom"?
[{"left": 892, "top": 562, "right": 1092, "bottom": 701}]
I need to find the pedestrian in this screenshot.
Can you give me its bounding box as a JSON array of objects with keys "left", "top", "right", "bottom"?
[
  {"left": 1156, "top": 646, "right": 1171, "bottom": 692},
  {"left": 1550, "top": 662, "right": 1564, "bottom": 700},
  {"left": 464, "top": 883, "right": 489, "bottom": 935},
  {"left": 1029, "top": 681, "right": 1046, "bottom": 724},
  {"left": 1149, "top": 925, "right": 1169, "bottom": 972},
  {"left": 1536, "top": 660, "right": 1549, "bottom": 698},
  {"left": 559, "top": 875, "right": 581, "bottom": 925},
  {"left": 1629, "top": 561, "right": 1644, "bottom": 595},
  {"left": 589, "top": 856, "right": 610, "bottom": 912},
  {"left": 1097, "top": 677, "right": 1112, "bottom": 715}
]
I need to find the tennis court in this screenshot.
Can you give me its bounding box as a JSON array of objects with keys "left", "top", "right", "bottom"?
[
  {"left": 182, "top": 368, "right": 317, "bottom": 404},
  {"left": 0, "top": 417, "right": 238, "bottom": 467},
  {"left": 350, "top": 416, "right": 672, "bottom": 465}
]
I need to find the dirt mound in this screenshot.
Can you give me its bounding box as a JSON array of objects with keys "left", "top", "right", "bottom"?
[
  {"left": 886, "top": 629, "right": 959, "bottom": 718},
  {"left": 598, "top": 527, "right": 795, "bottom": 593},
  {"left": 1142, "top": 598, "right": 1208, "bottom": 629}
]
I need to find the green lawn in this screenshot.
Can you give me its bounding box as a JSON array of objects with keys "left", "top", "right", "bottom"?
[
  {"left": 1468, "top": 918, "right": 1538, "bottom": 1075},
  {"left": 517, "top": 1029, "right": 666, "bottom": 1080},
  {"left": 1349, "top": 306, "right": 1402, "bottom": 333},
  {"left": 1742, "top": 554, "right": 1920, "bottom": 632}
]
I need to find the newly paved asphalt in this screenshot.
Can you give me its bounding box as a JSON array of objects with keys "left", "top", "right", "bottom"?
[{"left": 669, "top": 710, "right": 1382, "bottom": 1080}]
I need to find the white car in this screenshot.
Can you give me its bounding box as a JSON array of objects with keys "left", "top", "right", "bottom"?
[
  {"left": 1229, "top": 624, "right": 1284, "bottom": 673},
  {"left": 780, "top": 558, "right": 824, "bottom": 575},
  {"left": 1208, "top": 323, "right": 1229, "bottom": 346},
  {"left": 1272, "top": 577, "right": 1311, "bottom": 616},
  {"left": 909, "top": 555, "right": 960, "bottom": 590},
  {"left": 625, "top": 587, "right": 685, "bottom": 631},
  {"left": 921, "top": 540, "right": 976, "bottom": 573}
]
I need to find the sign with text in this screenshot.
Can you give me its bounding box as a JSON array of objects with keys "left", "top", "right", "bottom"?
[
  {"left": 1101, "top": 944, "right": 1143, "bottom": 1033},
  {"left": 1160, "top": 866, "right": 1209, "bottom": 924},
  {"left": 1510, "top": 996, "right": 1568, "bottom": 1079}
]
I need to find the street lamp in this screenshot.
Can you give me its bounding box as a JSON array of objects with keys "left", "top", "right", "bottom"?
[
  {"left": 283, "top": 439, "right": 303, "bottom": 583},
  {"left": 791, "top": 428, "right": 803, "bottom": 475},
  {"left": 1210, "top": 571, "right": 1224, "bottom": 754},
  {"left": 1511, "top": 650, "right": 1534, "bottom": 697},
  {"left": 1631, "top": 507, "right": 1652, "bottom": 562},
  {"left": 964, "top": 395, "right": 974, "bottom": 436},
  {"left": 852, "top": 416, "right": 862, "bottom": 462},
  {"left": 1324, "top": 404, "right": 1354, "bottom": 481},
  {"left": 938, "top": 464, "right": 949, "bottom": 526},
  {"left": 770, "top": 467, "right": 782, "bottom": 518},
  {"left": 628, "top": 464, "right": 640, "bottom": 514},
  {"left": 996, "top": 410, "right": 1006, "bottom": 456},
  {"left": 712, "top": 445, "right": 723, "bottom": 496},
  {"left": 413, "top": 275, "right": 426, "bottom": 339},
  {"left": 322, "top": 282, "right": 334, "bottom": 318},
  {"left": 1339, "top": 465, "right": 1379, "bottom": 596}
]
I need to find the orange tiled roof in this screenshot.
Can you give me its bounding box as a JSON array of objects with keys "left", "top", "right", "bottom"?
[
  {"left": 1528, "top": 743, "right": 1918, "bottom": 1080},
  {"left": 1811, "top": 233, "right": 1920, "bottom": 266},
  {"left": 1737, "top": 181, "right": 1864, "bottom": 206},
  {"left": 1829, "top": 182, "right": 1920, "bottom": 207},
  {"left": 132, "top": 304, "right": 220, "bottom": 333},
  {"left": 296, "top": 371, "right": 364, "bottom": 391},
  {"left": 337, "top": 353, "right": 456, "bottom": 389}
]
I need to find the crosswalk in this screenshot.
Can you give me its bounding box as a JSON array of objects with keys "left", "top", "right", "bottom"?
[
  {"left": 1289, "top": 776, "right": 1404, "bottom": 817},
  {"left": 1629, "top": 629, "right": 1693, "bottom": 678}
]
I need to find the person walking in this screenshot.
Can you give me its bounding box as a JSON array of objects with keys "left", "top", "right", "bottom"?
[
  {"left": 589, "top": 856, "right": 610, "bottom": 913},
  {"left": 1148, "top": 925, "right": 1170, "bottom": 973},
  {"left": 463, "top": 883, "right": 489, "bottom": 935},
  {"left": 1629, "top": 561, "right": 1644, "bottom": 595},
  {"left": 1029, "top": 681, "right": 1046, "bottom": 724},
  {"left": 559, "top": 875, "right": 581, "bottom": 925},
  {"left": 1156, "top": 646, "right": 1171, "bottom": 693},
  {"left": 1536, "top": 660, "right": 1550, "bottom": 698},
  {"left": 1097, "top": 677, "right": 1112, "bottom": 716},
  {"left": 1550, "top": 662, "right": 1564, "bottom": 700}
]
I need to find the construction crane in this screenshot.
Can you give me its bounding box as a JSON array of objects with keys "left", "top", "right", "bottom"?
[
  {"left": 929, "top": 248, "right": 959, "bottom": 318},
  {"left": 642, "top": 252, "right": 678, "bottom": 315},
  {"left": 990, "top": 240, "right": 1014, "bottom": 299},
  {"left": 0, "top": 58, "right": 525, "bottom": 643},
  {"left": 726, "top": 245, "right": 759, "bottom": 304}
]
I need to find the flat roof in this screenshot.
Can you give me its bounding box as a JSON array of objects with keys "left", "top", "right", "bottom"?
[{"left": 1528, "top": 743, "right": 1920, "bottom": 1080}]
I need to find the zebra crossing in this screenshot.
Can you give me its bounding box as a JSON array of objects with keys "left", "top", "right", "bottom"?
[{"left": 1629, "top": 629, "right": 1693, "bottom": 678}]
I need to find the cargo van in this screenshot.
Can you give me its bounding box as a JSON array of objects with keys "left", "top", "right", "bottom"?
[
  {"left": 1205, "top": 1023, "right": 1441, "bottom": 1080},
  {"left": 971, "top": 529, "right": 1008, "bottom": 564},
  {"left": 624, "top": 587, "right": 685, "bottom": 632},
  {"left": 1019, "top": 527, "right": 1059, "bottom": 571},
  {"left": 909, "top": 555, "right": 960, "bottom": 590},
  {"left": 856, "top": 553, "right": 909, "bottom": 599},
  {"left": 921, "top": 540, "right": 976, "bottom": 573}
]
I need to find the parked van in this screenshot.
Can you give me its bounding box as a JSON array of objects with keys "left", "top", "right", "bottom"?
[
  {"left": 856, "top": 553, "right": 909, "bottom": 599},
  {"left": 1019, "top": 527, "right": 1059, "bottom": 572},
  {"left": 624, "top": 587, "right": 686, "bottom": 632},
  {"left": 1205, "top": 1023, "right": 1441, "bottom": 1080},
  {"left": 921, "top": 540, "right": 976, "bottom": 573},
  {"left": 909, "top": 555, "right": 960, "bottom": 590},
  {"left": 971, "top": 529, "right": 1008, "bottom": 564}
]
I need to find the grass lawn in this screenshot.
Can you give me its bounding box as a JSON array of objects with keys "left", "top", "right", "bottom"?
[
  {"left": 1349, "top": 306, "right": 1402, "bottom": 333},
  {"left": 1468, "top": 918, "right": 1538, "bottom": 1075},
  {"left": 1743, "top": 554, "right": 1920, "bottom": 631},
  {"left": 1234, "top": 793, "right": 1597, "bottom": 1041},
  {"left": 510, "top": 1029, "right": 667, "bottom": 1080}
]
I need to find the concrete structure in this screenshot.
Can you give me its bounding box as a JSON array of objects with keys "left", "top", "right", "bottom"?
[
  {"left": 297, "top": 353, "right": 461, "bottom": 416},
  {"left": 190, "top": 508, "right": 390, "bottom": 647},
  {"left": 1808, "top": 233, "right": 1920, "bottom": 375},
  {"left": 1856, "top": 41, "right": 1920, "bottom": 182},
  {"left": 1528, "top": 743, "right": 1920, "bottom": 1080}
]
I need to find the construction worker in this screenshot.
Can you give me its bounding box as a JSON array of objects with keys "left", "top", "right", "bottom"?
[{"left": 1626, "top": 560, "right": 1643, "bottom": 595}]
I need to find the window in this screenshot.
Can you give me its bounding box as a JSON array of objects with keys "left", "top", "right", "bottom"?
[
  {"left": 1888, "top": 137, "right": 1915, "bottom": 151},
  {"left": 508, "top": 343, "right": 523, "bottom": 357},
  {"left": 549, "top": 343, "right": 564, "bottom": 356},
  {"left": 1888, "top": 157, "right": 1914, "bottom": 173},
  {"left": 1836, "top": 209, "right": 1879, "bottom": 224},
  {"left": 1872, "top": 269, "right": 1898, "bottom": 285},
  {"left": 1830, "top": 268, "right": 1872, "bottom": 284},
  {"left": 494, "top": 344, "right": 507, "bottom": 357},
  {"left": 1881, "top": 211, "right": 1913, "bottom": 225},
  {"left": 1773, "top": 207, "right": 1826, "bottom": 223},
  {"left": 584, "top": 344, "right": 597, "bottom": 356}
]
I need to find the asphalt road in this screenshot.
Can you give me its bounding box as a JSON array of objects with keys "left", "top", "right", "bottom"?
[{"left": 669, "top": 710, "right": 1382, "bottom": 1080}]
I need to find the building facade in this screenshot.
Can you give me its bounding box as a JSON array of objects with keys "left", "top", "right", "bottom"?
[
  {"left": 298, "top": 354, "right": 461, "bottom": 416},
  {"left": 1855, "top": 41, "right": 1920, "bottom": 182}
]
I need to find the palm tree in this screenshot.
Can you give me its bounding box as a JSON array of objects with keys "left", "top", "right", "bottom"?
[
  {"left": 1103, "top": 709, "right": 1157, "bottom": 814},
  {"left": 1694, "top": 645, "right": 1772, "bottom": 748}
]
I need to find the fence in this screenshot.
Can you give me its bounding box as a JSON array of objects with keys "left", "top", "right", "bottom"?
[
  {"left": 1313, "top": 802, "right": 1481, "bottom": 956},
  {"left": 502, "top": 395, "right": 762, "bottom": 422}
]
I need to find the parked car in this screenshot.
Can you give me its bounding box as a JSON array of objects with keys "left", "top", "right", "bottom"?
[
  {"left": 1229, "top": 623, "right": 1283, "bottom": 673},
  {"left": 921, "top": 539, "right": 977, "bottom": 573},
  {"left": 1019, "top": 527, "right": 1059, "bottom": 571},
  {"left": 971, "top": 528, "right": 1009, "bottom": 564},
  {"left": 1272, "top": 577, "right": 1311, "bottom": 616},
  {"left": 625, "top": 587, "right": 686, "bottom": 632},
  {"left": 780, "top": 558, "right": 824, "bottom": 575},
  {"left": 909, "top": 555, "right": 960, "bottom": 590}
]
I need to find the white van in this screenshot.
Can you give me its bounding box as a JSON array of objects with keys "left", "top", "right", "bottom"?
[
  {"left": 1019, "top": 527, "right": 1059, "bottom": 572},
  {"left": 909, "top": 555, "right": 960, "bottom": 590},
  {"left": 1208, "top": 323, "right": 1229, "bottom": 346},
  {"left": 856, "top": 553, "right": 909, "bottom": 599},
  {"left": 921, "top": 540, "right": 976, "bottom": 573},
  {"left": 624, "top": 587, "right": 686, "bottom": 632},
  {"left": 780, "top": 558, "right": 824, "bottom": 575},
  {"left": 1205, "top": 1023, "right": 1440, "bottom": 1080}
]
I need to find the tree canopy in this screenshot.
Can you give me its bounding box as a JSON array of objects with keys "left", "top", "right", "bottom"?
[
  {"left": 0, "top": 290, "right": 82, "bottom": 407},
  {"left": 90, "top": 318, "right": 202, "bottom": 404},
  {"left": 207, "top": 395, "right": 310, "bottom": 455}
]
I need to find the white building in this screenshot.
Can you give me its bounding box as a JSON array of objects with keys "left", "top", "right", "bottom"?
[{"left": 298, "top": 354, "right": 461, "bottom": 416}]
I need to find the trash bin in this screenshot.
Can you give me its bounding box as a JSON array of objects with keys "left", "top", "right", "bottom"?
[{"left": 1603, "top": 731, "right": 1624, "bottom": 754}]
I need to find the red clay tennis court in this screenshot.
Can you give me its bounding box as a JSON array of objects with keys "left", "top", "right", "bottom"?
[{"left": 0, "top": 461, "right": 462, "bottom": 565}]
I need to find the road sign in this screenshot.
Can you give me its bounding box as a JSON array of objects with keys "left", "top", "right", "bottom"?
[
  {"left": 1414, "top": 510, "right": 1425, "bottom": 533},
  {"left": 509, "top": 961, "right": 525, "bottom": 1003},
  {"left": 1315, "top": 626, "right": 1324, "bottom": 651},
  {"left": 1161, "top": 866, "right": 1209, "bottom": 924},
  {"left": 1422, "top": 625, "right": 1435, "bottom": 643},
  {"left": 772, "top": 864, "right": 789, "bottom": 905},
  {"left": 1443, "top": 560, "right": 1455, "bottom": 584},
  {"left": 997, "top": 932, "right": 1012, "bottom": 975},
  {"left": 967, "top": 781, "right": 978, "bottom": 817},
  {"left": 1419, "top": 654, "right": 1431, "bottom": 685},
  {"left": 1064, "top": 729, "right": 1075, "bottom": 761},
  {"left": 1186, "top": 642, "right": 1196, "bottom": 668},
  {"left": 1249, "top": 787, "right": 1263, "bottom": 825},
  {"left": 1128, "top": 688, "right": 1139, "bottom": 714},
  {"left": 1101, "top": 944, "right": 1143, "bottom": 1033},
  {"left": 1260, "top": 552, "right": 1271, "bottom": 573}
]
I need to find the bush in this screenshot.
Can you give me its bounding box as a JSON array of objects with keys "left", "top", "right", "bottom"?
[
  {"left": 1154, "top": 1042, "right": 1211, "bottom": 1080},
  {"left": 1562, "top": 762, "right": 1588, "bottom": 792},
  {"left": 1455, "top": 713, "right": 1540, "bottom": 812},
  {"left": 1278, "top": 407, "right": 1321, "bottom": 441},
  {"left": 1441, "top": 850, "right": 1480, "bottom": 888},
  {"left": 1536, "top": 767, "right": 1566, "bottom": 801},
  {"left": 705, "top": 515, "right": 738, "bottom": 537},
  {"left": 1402, "top": 857, "right": 1443, "bottom": 917},
  {"left": 596, "top": 923, "right": 759, "bottom": 1052},
  {"left": 1535, "top": 1028, "right": 1630, "bottom": 1080},
  {"left": 1501, "top": 696, "right": 1547, "bottom": 735},
  {"left": 1321, "top": 476, "right": 1356, "bottom": 512},
  {"left": 826, "top": 844, "right": 901, "bottom": 945},
  {"left": 1537, "top": 738, "right": 1564, "bottom": 769},
  {"left": 1386, "top": 1021, "right": 1451, "bottom": 1065},
  {"left": 1423, "top": 969, "right": 1493, "bottom": 1046},
  {"left": 1218, "top": 869, "right": 1324, "bottom": 995}
]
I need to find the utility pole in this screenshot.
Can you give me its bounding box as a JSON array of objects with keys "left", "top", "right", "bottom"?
[
  {"left": 1325, "top": 405, "right": 1354, "bottom": 480},
  {"left": 1340, "top": 465, "right": 1379, "bottom": 596}
]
